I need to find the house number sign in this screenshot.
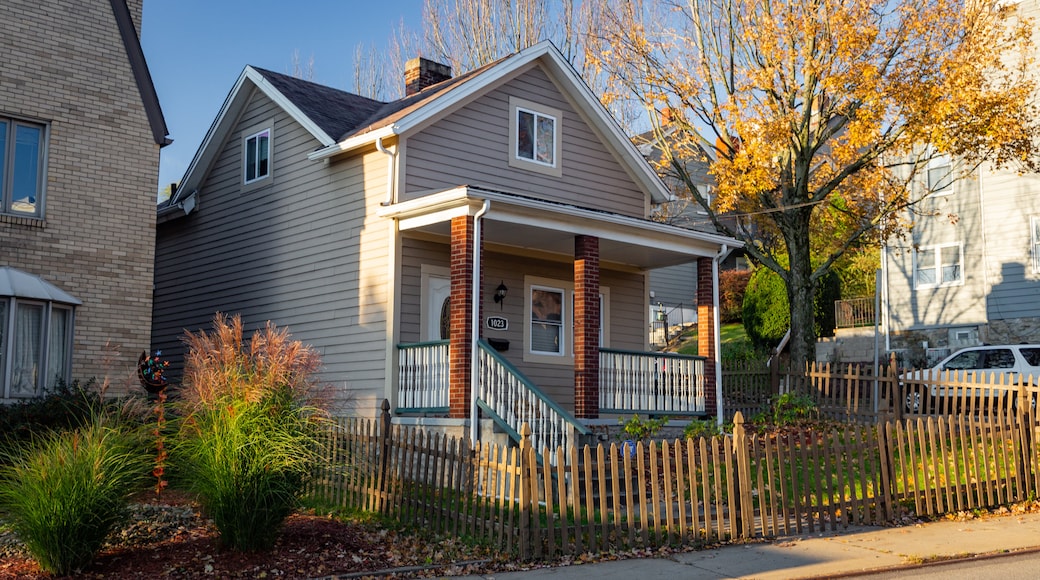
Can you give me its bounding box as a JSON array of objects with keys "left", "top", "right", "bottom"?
[{"left": 486, "top": 316, "right": 508, "bottom": 331}]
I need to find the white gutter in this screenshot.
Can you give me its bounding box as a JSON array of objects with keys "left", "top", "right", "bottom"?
[
  {"left": 713, "top": 244, "right": 730, "bottom": 425},
  {"left": 376, "top": 137, "right": 397, "bottom": 206},
  {"left": 470, "top": 199, "right": 491, "bottom": 444},
  {"left": 156, "top": 190, "right": 197, "bottom": 218}
]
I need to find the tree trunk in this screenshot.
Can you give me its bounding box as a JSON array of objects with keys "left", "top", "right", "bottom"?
[{"left": 781, "top": 208, "right": 817, "bottom": 370}]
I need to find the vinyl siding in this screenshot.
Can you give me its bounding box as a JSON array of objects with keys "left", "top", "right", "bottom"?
[
  {"left": 402, "top": 65, "right": 647, "bottom": 218},
  {"left": 979, "top": 168, "right": 1040, "bottom": 320},
  {"left": 152, "top": 90, "right": 392, "bottom": 415},
  {"left": 649, "top": 263, "right": 697, "bottom": 308},
  {"left": 886, "top": 175, "right": 989, "bottom": 332}
]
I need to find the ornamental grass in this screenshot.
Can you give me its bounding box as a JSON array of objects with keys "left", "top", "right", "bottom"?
[
  {"left": 0, "top": 412, "right": 151, "bottom": 575},
  {"left": 171, "top": 313, "right": 328, "bottom": 552}
]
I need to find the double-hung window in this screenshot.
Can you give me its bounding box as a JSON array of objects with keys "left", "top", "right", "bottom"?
[
  {"left": 243, "top": 127, "right": 271, "bottom": 185},
  {"left": 530, "top": 286, "right": 565, "bottom": 356},
  {"left": 0, "top": 116, "right": 47, "bottom": 217},
  {"left": 509, "top": 97, "right": 562, "bottom": 177},
  {"left": 524, "top": 276, "right": 610, "bottom": 364},
  {"left": 915, "top": 242, "right": 963, "bottom": 289},
  {"left": 926, "top": 152, "right": 952, "bottom": 195}
]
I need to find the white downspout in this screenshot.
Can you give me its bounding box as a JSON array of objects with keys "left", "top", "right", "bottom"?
[
  {"left": 713, "top": 244, "right": 729, "bottom": 426},
  {"left": 376, "top": 137, "right": 396, "bottom": 206},
  {"left": 470, "top": 200, "right": 491, "bottom": 444}
]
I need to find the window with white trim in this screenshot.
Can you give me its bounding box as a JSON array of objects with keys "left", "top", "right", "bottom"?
[
  {"left": 243, "top": 128, "right": 271, "bottom": 184},
  {"left": 530, "top": 285, "right": 565, "bottom": 355},
  {"left": 0, "top": 116, "right": 47, "bottom": 217},
  {"left": 524, "top": 276, "right": 610, "bottom": 363},
  {"left": 509, "top": 97, "right": 562, "bottom": 177},
  {"left": 927, "top": 153, "right": 952, "bottom": 195},
  {"left": 1032, "top": 216, "right": 1040, "bottom": 273},
  {"left": 914, "top": 242, "right": 963, "bottom": 289}
]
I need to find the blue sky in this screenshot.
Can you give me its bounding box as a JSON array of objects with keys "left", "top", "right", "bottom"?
[{"left": 141, "top": 0, "right": 424, "bottom": 196}]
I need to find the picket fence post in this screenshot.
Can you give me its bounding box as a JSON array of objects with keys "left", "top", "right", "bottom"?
[
  {"left": 732, "top": 411, "right": 753, "bottom": 538},
  {"left": 518, "top": 423, "right": 533, "bottom": 561},
  {"left": 378, "top": 399, "right": 392, "bottom": 513}
]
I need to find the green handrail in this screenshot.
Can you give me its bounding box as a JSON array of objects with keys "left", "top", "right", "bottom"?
[{"left": 477, "top": 339, "right": 590, "bottom": 437}]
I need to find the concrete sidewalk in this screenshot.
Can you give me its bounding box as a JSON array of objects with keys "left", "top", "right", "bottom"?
[{"left": 460, "top": 510, "right": 1040, "bottom": 579}]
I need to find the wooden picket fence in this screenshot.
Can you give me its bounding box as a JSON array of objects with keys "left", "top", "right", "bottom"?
[
  {"left": 724, "top": 359, "right": 1039, "bottom": 425},
  {"left": 305, "top": 402, "right": 1040, "bottom": 560}
]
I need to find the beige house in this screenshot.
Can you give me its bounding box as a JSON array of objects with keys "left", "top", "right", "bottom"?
[
  {"left": 0, "top": 0, "right": 169, "bottom": 401},
  {"left": 154, "top": 42, "right": 739, "bottom": 449}
]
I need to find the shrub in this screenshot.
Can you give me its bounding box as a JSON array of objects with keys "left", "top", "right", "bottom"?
[
  {"left": 683, "top": 418, "right": 722, "bottom": 440},
  {"left": 719, "top": 269, "right": 752, "bottom": 323},
  {"left": 742, "top": 268, "right": 842, "bottom": 347},
  {"left": 742, "top": 268, "right": 790, "bottom": 349},
  {"left": 171, "top": 314, "right": 327, "bottom": 552},
  {"left": 753, "top": 392, "right": 819, "bottom": 427},
  {"left": 619, "top": 414, "right": 669, "bottom": 441},
  {"left": 0, "top": 379, "right": 105, "bottom": 458},
  {"left": 0, "top": 412, "right": 151, "bottom": 575}
]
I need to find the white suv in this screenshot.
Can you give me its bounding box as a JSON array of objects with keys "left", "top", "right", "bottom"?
[{"left": 900, "top": 344, "right": 1040, "bottom": 411}]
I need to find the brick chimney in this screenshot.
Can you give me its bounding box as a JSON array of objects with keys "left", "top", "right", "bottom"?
[{"left": 404, "top": 57, "right": 452, "bottom": 96}]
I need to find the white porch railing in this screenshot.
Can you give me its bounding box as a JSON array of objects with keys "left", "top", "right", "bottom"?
[
  {"left": 599, "top": 348, "right": 706, "bottom": 414},
  {"left": 396, "top": 340, "right": 449, "bottom": 411},
  {"left": 477, "top": 341, "right": 588, "bottom": 457}
]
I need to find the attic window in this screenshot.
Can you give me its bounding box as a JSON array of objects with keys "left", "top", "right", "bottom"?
[
  {"left": 244, "top": 128, "right": 270, "bottom": 184},
  {"left": 509, "top": 97, "right": 562, "bottom": 177}
]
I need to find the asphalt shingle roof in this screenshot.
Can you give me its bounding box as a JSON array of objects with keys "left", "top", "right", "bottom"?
[{"left": 251, "top": 67, "right": 387, "bottom": 142}]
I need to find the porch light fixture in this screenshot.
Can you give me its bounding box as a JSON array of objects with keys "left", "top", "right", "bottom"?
[{"left": 493, "top": 281, "right": 508, "bottom": 309}]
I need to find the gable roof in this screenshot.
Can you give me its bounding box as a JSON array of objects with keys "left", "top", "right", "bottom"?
[
  {"left": 167, "top": 40, "right": 670, "bottom": 208},
  {"left": 252, "top": 67, "right": 385, "bottom": 144}
]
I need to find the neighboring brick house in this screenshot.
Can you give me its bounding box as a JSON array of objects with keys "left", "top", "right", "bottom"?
[
  {"left": 153, "top": 42, "right": 740, "bottom": 449},
  {"left": 0, "top": 0, "right": 169, "bottom": 400}
]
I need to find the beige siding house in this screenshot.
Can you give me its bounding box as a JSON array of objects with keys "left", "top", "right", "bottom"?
[
  {"left": 154, "top": 42, "right": 739, "bottom": 449},
  {"left": 0, "top": 0, "right": 169, "bottom": 401}
]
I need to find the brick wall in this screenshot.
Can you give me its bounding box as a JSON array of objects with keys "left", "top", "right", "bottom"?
[
  {"left": 696, "top": 258, "right": 717, "bottom": 414},
  {"left": 449, "top": 216, "right": 476, "bottom": 418},
  {"left": 574, "top": 235, "right": 599, "bottom": 418},
  {"left": 0, "top": 0, "right": 160, "bottom": 392}
]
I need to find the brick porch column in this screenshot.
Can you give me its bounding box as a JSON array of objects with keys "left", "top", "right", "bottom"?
[
  {"left": 696, "top": 257, "right": 718, "bottom": 415},
  {"left": 449, "top": 215, "right": 478, "bottom": 419},
  {"left": 574, "top": 235, "right": 600, "bottom": 418}
]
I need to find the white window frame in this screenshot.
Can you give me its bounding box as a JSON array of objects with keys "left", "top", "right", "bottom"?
[
  {"left": 242, "top": 121, "right": 273, "bottom": 187},
  {"left": 0, "top": 298, "right": 75, "bottom": 399},
  {"left": 914, "top": 242, "right": 964, "bottom": 289},
  {"left": 508, "top": 96, "right": 562, "bottom": 177},
  {"left": 523, "top": 276, "right": 609, "bottom": 365},
  {"left": 0, "top": 115, "right": 48, "bottom": 218},
  {"left": 1032, "top": 216, "right": 1040, "bottom": 274},
  {"left": 528, "top": 283, "right": 567, "bottom": 359},
  {"left": 926, "top": 152, "right": 953, "bottom": 196}
]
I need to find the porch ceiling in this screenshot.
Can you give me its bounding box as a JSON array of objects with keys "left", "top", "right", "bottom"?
[{"left": 379, "top": 187, "right": 741, "bottom": 270}]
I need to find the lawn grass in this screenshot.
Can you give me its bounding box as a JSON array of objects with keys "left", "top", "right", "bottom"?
[{"left": 676, "top": 323, "right": 750, "bottom": 356}]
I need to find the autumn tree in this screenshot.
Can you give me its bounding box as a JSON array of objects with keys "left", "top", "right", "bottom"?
[{"left": 588, "top": 0, "right": 1040, "bottom": 367}]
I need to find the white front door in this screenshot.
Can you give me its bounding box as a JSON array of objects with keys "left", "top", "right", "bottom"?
[{"left": 422, "top": 269, "right": 451, "bottom": 341}]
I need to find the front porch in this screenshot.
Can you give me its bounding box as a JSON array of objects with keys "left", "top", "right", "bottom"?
[
  {"left": 396, "top": 339, "right": 707, "bottom": 453},
  {"left": 382, "top": 186, "right": 737, "bottom": 450}
]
